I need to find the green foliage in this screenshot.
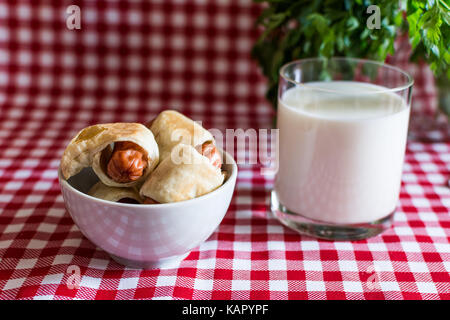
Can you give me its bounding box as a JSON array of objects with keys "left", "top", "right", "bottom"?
[
  {"left": 252, "top": 0, "right": 450, "bottom": 110},
  {"left": 407, "top": 0, "right": 450, "bottom": 77}
]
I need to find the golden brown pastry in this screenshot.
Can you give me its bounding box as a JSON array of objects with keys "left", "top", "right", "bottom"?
[
  {"left": 148, "top": 110, "right": 215, "bottom": 160},
  {"left": 61, "top": 123, "right": 159, "bottom": 187},
  {"left": 139, "top": 144, "right": 224, "bottom": 203}
]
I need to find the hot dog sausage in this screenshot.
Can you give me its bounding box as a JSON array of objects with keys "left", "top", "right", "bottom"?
[
  {"left": 106, "top": 141, "right": 148, "bottom": 183},
  {"left": 196, "top": 141, "right": 222, "bottom": 169},
  {"left": 143, "top": 197, "right": 159, "bottom": 204}
]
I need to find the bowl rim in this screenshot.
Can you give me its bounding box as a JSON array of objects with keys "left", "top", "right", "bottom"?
[{"left": 58, "top": 147, "right": 238, "bottom": 209}]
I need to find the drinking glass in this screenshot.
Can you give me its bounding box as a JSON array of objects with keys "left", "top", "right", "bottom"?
[{"left": 271, "top": 57, "right": 414, "bottom": 240}]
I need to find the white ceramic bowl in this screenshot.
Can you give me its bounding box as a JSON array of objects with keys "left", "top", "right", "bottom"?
[{"left": 59, "top": 149, "right": 237, "bottom": 269}]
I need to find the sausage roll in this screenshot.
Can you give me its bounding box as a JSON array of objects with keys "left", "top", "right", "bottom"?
[
  {"left": 148, "top": 110, "right": 215, "bottom": 160},
  {"left": 88, "top": 181, "right": 143, "bottom": 204},
  {"left": 140, "top": 144, "right": 224, "bottom": 203},
  {"left": 61, "top": 123, "right": 159, "bottom": 187}
]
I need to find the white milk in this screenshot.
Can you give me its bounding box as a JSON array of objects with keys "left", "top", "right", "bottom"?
[{"left": 275, "top": 81, "right": 410, "bottom": 224}]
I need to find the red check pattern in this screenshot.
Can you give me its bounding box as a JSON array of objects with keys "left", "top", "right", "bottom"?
[{"left": 0, "top": 1, "right": 449, "bottom": 300}]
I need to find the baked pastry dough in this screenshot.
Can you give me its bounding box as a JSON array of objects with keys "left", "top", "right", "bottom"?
[
  {"left": 88, "top": 181, "right": 143, "bottom": 203},
  {"left": 61, "top": 123, "right": 159, "bottom": 187},
  {"left": 149, "top": 110, "right": 214, "bottom": 160},
  {"left": 140, "top": 144, "right": 224, "bottom": 203}
]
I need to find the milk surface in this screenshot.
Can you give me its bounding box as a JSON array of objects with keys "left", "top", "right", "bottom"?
[{"left": 275, "top": 81, "right": 410, "bottom": 224}]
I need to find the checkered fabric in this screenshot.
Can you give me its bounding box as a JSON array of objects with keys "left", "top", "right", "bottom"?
[{"left": 0, "top": 1, "right": 449, "bottom": 300}]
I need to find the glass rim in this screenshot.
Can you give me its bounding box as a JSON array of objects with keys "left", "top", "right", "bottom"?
[{"left": 279, "top": 57, "right": 414, "bottom": 94}]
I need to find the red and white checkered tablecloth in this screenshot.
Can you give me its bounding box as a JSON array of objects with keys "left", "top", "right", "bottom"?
[{"left": 0, "top": 1, "right": 449, "bottom": 300}]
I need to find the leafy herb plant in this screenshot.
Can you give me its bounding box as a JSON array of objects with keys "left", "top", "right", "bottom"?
[{"left": 252, "top": 0, "right": 450, "bottom": 114}]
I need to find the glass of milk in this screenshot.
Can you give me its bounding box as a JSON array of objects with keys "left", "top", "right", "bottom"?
[{"left": 271, "top": 57, "right": 414, "bottom": 240}]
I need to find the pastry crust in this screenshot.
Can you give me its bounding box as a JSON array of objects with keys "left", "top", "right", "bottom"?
[
  {"left": 88, "top": 181, "right": 143, "bottom": 203},
  {"left": 149, "top": 110, "right": 214, "bottom": 160},
  {"left": 140, "top": 144, "right": 224, "bottom": 203},
  {"left": 61, "top": 123, "right": 159, "bottom": 187}
]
